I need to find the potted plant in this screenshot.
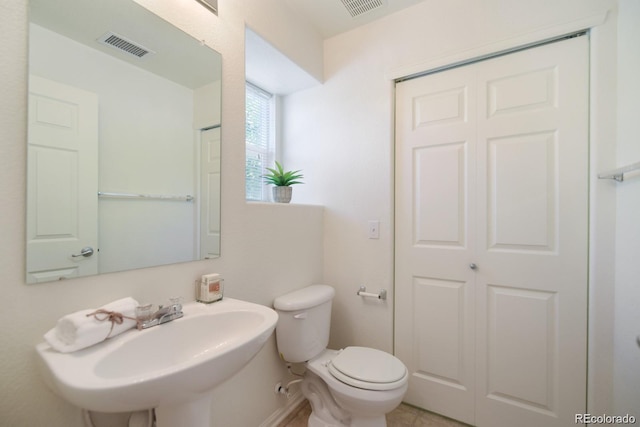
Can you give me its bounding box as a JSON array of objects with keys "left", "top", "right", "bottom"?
[{"left": 263, "top": 161, "right": 304, "bottom": 203}]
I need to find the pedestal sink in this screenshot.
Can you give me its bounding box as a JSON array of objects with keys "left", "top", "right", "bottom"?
[{"left": 36, "top": 298, "right": 278, "bottom": 427}]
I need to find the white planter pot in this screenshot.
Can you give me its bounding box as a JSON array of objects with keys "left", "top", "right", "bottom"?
[{"left": 272, "top": 186, "right": 293, "bottom": 203}]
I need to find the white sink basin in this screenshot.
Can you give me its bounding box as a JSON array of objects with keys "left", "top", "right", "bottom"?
[{"left": 36, "top": 298, "right": 278, "bottom": 426}]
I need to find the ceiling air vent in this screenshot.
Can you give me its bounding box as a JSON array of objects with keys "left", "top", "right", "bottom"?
[
  {"left": 97, "top": 32, "right": 155, "bottom": 59},
  {"left": 340, "top": 0, "right": 385, "bottom": 18}
]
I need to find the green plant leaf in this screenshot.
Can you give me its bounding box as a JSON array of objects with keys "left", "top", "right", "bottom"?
[{"left": 262, "top": 161, "right": 304, "bottom": 186}]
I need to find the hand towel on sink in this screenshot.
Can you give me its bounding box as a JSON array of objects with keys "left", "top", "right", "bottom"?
[{"left": 44, "top": 297, "right": 140, "bottom": 353}]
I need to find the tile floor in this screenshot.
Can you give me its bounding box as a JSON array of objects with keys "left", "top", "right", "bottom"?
[{"left": 278, "top": 400, "right": 470, "bottom": 427}]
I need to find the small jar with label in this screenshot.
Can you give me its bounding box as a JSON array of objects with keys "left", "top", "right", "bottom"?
[{"left": 196, "top": 273, "right": 223, "bottom": 303}]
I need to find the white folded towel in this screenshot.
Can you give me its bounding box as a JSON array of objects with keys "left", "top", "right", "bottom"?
[{"left": 44, "top": 297, "right": 140, "bottom": 353}]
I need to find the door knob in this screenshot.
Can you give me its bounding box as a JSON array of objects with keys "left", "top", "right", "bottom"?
[
  {"left": 469, "top": 263, "right": 477, "bottom": 270},
  {"left": 72, "top": 247, "right": 94, "bottom": 258}
]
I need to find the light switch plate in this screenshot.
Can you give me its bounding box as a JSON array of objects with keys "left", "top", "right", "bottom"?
[{"left": 368, "top": 221, "right": 380, "bottom": 239}]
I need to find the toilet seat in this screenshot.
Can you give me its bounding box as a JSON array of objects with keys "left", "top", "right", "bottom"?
[{"left": 327, "top": 346, "right": 407, "bottom": 391}]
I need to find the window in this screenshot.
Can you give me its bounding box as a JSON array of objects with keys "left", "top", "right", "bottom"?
[{"left": 245, "top": 82, "right": 275, "bottom": 201}]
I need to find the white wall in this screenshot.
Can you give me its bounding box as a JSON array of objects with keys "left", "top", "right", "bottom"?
[
  {"left": 194, "top": 80, "right": 222, "bottom": 129},
  {"left": 613, "top": 0, "right": 640, "bottom": 415},
  {"left": 283, "top": 0, "right": 633, "bottom": 416},
  {"left": 0, "top": 0, "right": 324, "bottom": 426}
]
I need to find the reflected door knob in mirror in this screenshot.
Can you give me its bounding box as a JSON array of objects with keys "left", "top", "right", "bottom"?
[{"left": 72, "top": 247, "right": 94, "bottom": 258}]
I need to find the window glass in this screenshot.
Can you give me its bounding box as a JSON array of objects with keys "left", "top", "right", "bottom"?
[{"left": 245, "top": 82, "right": 274, "bottom": 201}]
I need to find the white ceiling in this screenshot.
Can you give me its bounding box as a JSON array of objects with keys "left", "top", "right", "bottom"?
[
  {"left": 30, "top": 0, "right": 424, "bottom": 94},
  {"left": 29, "top": 0, "right": 222, "bottom": 89},
  {"left": 246, "top": 0, "right": 429, "bottom": 95},
  {"left": 283, "top": 0, "right": 428, "bottom": 39}
]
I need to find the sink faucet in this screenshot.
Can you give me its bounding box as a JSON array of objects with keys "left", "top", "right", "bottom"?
[{"left": 137, "top": 298, "right": 184, "bottom": 330}]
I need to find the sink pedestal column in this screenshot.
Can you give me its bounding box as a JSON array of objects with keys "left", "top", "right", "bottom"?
[{"left": 155, "top": 393, "right": 213, "bottom": 427}]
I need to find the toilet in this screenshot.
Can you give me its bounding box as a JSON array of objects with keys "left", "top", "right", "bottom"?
[{"left": 274, "top": 285, "right": 408, "bottom": 427}]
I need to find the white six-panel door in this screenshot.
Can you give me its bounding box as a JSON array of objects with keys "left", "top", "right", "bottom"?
[
  {"left": 27, "top": 76, "right": 99, "bottom": 283},
  {"left": 394, "top": 36, "right": 589, "bottom": 426}
]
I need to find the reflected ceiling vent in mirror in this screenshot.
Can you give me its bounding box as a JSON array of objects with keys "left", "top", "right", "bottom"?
[
  {"left": 97, "top": 32, "right": 155, "bottom": 59},
  {"left": 195, "top": 0, "right": 218, "bottom": 15},
  {"left": 340, "top": 0, "right": 386, "bottom": 17}
]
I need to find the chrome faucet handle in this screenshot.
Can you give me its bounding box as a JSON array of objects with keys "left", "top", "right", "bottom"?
[
  {"left": 166, "top": 298, "right": 183, "bottom": 315},
  {"left": 136, "top": 298, "right": 184, "bottom": 329},
  {"left": 157, "top": 298, "right": 181, "bottom": 312},
  {"left": 135, "top": 304, "right": 154, "bottom": 321}
]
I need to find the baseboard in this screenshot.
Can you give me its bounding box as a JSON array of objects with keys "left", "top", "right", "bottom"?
[{"left": 259, "top": 391, "right": 305, "bottom": 427}]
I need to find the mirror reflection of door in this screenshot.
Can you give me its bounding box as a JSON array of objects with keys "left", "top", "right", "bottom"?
[
  {"left": 200, "top": 127, "right": 221, "bottom": 259},
  {"left": 27, "top": 76, "right": 99, "bottom": 283}
]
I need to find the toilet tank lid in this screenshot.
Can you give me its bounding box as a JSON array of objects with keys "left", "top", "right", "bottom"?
[{"left": 274, "top": 285, "right": 335, "bottom": 311}]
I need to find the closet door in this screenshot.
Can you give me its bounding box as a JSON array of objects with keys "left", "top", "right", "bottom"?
[
  {"left": 473, "top": 35, "right": 589, "bottom": 427},
  {"left": 395, "top": 65, "right": 478, "bottom": 424},
  {"left": 394, "top": 35, "right": 589, "bottom": 427}
]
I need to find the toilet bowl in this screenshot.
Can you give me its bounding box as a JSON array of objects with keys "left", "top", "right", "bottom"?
[
  {"left": 274, "top": 285, "right": 408, "bottom": 427},
  {"left": 305, "top": 348, "right": 408, "bottom": 427}
]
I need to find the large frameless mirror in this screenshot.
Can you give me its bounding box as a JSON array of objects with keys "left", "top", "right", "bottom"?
[{"left": 26, "top": 0, "right": 222, "bottom": 283}]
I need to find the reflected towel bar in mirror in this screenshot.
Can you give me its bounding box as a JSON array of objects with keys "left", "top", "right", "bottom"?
[
  {"left": 98, "top": 192, "right": 194, "bottom": 202},
  {"left": 597, "top": 161, "right": 640, "bottom": 182}
]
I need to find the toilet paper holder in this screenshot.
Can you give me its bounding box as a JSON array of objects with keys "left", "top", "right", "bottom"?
[{"left": 357, "top": 285, "right": 387, "bottom": 300}]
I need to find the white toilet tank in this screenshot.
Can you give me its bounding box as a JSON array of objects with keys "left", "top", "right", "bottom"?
[{"left": 273, "top": 285, "right": 335, "bottom": 363}]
